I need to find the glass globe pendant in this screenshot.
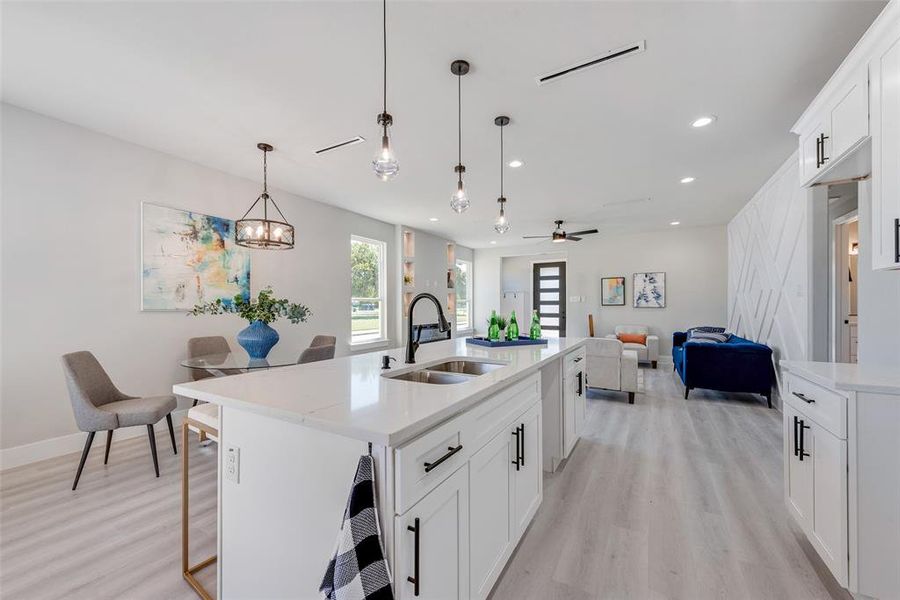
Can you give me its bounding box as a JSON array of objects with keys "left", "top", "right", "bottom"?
[
  {"left": 235, "top": 143, "right": 295, "bottom": 250},
  {"left": 372, "top": 113, "right": 399, "bottom": 181},
  {"left": 372, "top": 0, "right": 399, "bottom": 181},
  {"left": 494, "top": 198, "right": 510, "bottom": 234},
  {"left": 449, "top": 59, "right": 471, "bottom": 213},
  {"left": 450, "top": 165, "right": 470, "bottom": 213}
]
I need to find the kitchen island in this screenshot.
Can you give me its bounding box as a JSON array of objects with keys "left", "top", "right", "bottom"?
[{"left": 174, "top": 336, "right": 587, "bottom": 600}]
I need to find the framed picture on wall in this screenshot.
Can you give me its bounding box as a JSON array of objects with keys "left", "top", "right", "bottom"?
[
  {"left": 633, "top": 272, "right": 666, "bottom": 308},
  {"left": 601, "top": 277, "right": 626, "bottom": 306}
]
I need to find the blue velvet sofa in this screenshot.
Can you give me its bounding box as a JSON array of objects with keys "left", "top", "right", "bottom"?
[{"left": 672, "top": 331, "right": 774, "bottom": 407}]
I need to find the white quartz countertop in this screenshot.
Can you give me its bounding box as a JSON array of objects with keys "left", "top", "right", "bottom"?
[
  {"left": 781, "top": 360, "right": 900, "bottom": 395},
  {"left": 174, "top": 337, "right": 587, "bottom": 446}
]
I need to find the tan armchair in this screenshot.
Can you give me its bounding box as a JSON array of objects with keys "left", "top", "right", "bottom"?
[
  {"left": 585, "top": 338, "right": 639, "bottom": 403},
  {"left": 605, "top": 324, "right": 660, "bottom": 368}
]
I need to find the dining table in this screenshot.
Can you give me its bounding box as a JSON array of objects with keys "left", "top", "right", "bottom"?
[{"left": 180, "top": 347, "right": 299, "bottom": 377}]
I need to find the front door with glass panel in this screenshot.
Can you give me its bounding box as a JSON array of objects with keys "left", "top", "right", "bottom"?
[{"left": 533, "top": 262, "right": 566, "bottom": 337}]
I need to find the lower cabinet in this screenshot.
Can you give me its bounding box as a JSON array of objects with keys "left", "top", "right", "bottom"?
[
  {"left": 563, "top": 351, "right": 585, "bottom": 458},
  {"left": 395, "top": 466, "right": 470, "bottom": 600},
  {"left": 783, "top": 401, "right": 849, "bottom": 587}
]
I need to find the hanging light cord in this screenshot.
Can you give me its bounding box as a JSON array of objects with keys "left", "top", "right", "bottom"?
[
  {"left": 457, "top": 73, "right": 462, "bottom": 172},
  {"left": 382, "top": 0, "right": 387, "bottom": 116},
  {"left": 500, "top": 123, "right": 505, "bottom": 198}
]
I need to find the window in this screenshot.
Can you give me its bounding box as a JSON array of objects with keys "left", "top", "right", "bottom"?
[
  {"left": 455, "top": 259, "right": 472, "bottom": 332},
  {"left": 351, "top": 236, "right": 387, "bottom": 344}
]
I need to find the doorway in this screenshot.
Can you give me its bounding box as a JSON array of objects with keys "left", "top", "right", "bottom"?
[
  {"left": 532, "top": 261, "right": 566, "bottom": 337},
  {"left": 828, "top": 182, "right": 860, "bottom": 363}
]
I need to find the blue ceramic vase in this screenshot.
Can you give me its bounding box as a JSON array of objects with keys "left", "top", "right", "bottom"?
[{"left": 237, "top": 320, "right": 280, "bottom": 359}]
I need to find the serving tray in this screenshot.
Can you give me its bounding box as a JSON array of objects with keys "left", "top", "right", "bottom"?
[{"left": 466, "top": 336, "right": 549, "bottom": 348}]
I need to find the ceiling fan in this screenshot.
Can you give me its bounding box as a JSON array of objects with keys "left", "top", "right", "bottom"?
[{"left": 522, "top": 220, "right": 599, "bottom": 243}]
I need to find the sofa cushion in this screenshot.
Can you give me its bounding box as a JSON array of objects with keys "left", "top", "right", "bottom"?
[
  {"left": 689, "top": 331, "right": 731, "bottom": 343},
  {"left": 618, "top": 332, "right": 647, "bottom": 345},
  {"left": 100, "top": 395, "right": 177, "bottom": 427}
]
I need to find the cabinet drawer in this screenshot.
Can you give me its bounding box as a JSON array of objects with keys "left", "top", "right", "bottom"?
[
  {"left": 785, "top": 374, "right": 847, "bottom": 439},
  {"left": 564, "top": 348, "right": 585, "bottom": 372},
  {"left": 394, "top": 373, "right": 540, "bottom": 514}
]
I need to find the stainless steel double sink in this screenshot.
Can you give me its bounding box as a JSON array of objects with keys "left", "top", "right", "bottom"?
[{"left": 382, "top": 358, "right": 507, "bottom": 384}]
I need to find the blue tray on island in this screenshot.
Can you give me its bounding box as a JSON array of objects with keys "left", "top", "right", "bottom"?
[{"left": 466, "top": 336, "right": 548, "bottom": 348}]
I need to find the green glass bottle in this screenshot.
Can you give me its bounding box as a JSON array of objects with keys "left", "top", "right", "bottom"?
[
  {"left": 488, "top": 310, "right": 500, "bottom": 341},
  {"left": 529, "top": 310, "right": 541, "bottom": 339},
  {"left": 507, "top": 310, "right": 519, "bottom": 340}
]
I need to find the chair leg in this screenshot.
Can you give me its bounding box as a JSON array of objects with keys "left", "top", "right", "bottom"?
[
  {"left": 192, "top": 399, "right": 198, "bottom": 408},
  {"left": 72, "top": 432, "right": 95, "bottom": 490},
  {"left": 764, "top": 391, "right": 773, "bottom": 409},
  {"left": 167, "top": 413, "right": 178, "bottom": 455},
  {"left": 652, "top": 360, "right": 657, "bottom": 369},
  {"left": 104, "top": 430, "right": 113, "bottom": 465},
  {"left": 147, "top": 424, "right": 160, "bottom": 478},
  {"left": 628, "top": 391, "right": 635, "bottom": 404},
  {"left": 684, "top": 387, "right": 690, "bottom": 399}
]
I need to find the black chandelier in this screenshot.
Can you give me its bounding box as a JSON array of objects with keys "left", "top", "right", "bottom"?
[{"left": 235, "top": 143, "right": 295, "bottom": 250}]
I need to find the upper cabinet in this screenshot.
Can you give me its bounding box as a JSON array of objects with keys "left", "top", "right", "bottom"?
[
  {"left": 870, "top": 23, "right": 900, "bottom": 270},
  {"left": 792, "top": 0, "right": 900, "bottom": 271},
  {"left": 794, "top": 67, "right": 869, "bottom": 187}
]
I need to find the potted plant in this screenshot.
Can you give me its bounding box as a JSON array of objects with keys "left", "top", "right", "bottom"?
[
  {"left": 486, "top": 313, "right": 509, "bottom": 341},
  {"left": 190, "top": 287, "right": 311, "bottom": 359}
]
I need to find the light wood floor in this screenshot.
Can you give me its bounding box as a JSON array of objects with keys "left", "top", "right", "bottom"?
[{"left": 0, "top": 369, "right": 849, "bottom": 600}]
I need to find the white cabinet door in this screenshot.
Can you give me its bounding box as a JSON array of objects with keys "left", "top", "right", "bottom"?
[
  {"left": 511, "top": 402, "right": 542, "bottom": 537},
  {"left": 870, "top": 29, "right": 900, "bottom": 270},
  {"left": 562, "top": 367, "right": 577, "bottom": 457},
  {"left": 574, "top": 367, "right": 586, "bottom": 438},
  {"left": 784, "top": 405, "right": 813, "bottom": 529},
  {"left": 395, "top": 466, "right": 469, "bottom": 600},
  {"left": 829, "top": 70, "right": 869, "bottom": 159},
  {"left": 809, "top": 423, "right": 849, "bottom": 588},
  {"left": 468, "top": 430, "right": 514, "bottom": 600}
]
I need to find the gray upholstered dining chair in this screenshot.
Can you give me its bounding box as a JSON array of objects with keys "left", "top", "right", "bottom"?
[
  {"left": 61, "top": 351, "right": 177, "bottom": 490},
  {"left": 298, "top": 335, "right": 336, "bottom": 364},
  {"left": 187, "top": 335, "right": 231, "bottom": 382}
]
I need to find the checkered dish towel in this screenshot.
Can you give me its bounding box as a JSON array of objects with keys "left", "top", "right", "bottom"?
[{"left": 320, "top": 454, "right": 394, "bottom": 600}]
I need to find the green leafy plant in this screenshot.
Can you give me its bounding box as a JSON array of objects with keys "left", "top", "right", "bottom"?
[
  {"left": 190, "top": 287, "right": 311, "bottom": 325},
  {"left": 487, "top": 314, "right": 509, "bottom": 330}
]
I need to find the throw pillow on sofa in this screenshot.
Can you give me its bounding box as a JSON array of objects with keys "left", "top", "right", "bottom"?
[
  {"left": 690, "top": 331, "right": 731, "bottom": 343},
  {"left": 618, "top": 333, "right": 647, "bottom": 345}
]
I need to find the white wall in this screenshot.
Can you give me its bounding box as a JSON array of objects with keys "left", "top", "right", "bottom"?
[
  {"left": 0, "top": 104, "right": 399, "bottom": 456},
  {"left": 474, "top": 225, "right": 728, "bottom": 359},
  {"left": 727, "top": 153, "right": 809, "bottom": 397}
]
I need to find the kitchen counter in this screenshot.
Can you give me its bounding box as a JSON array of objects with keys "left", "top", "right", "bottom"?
[
  {"left": 781, "top": 360, "right": 900, "bottom": 395},
  {"left": 174, "top": 337, "right": 587, "bottom": 446}
]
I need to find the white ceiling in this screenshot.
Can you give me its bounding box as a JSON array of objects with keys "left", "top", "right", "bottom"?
[{"left": 2, "top": 1, "right": 885, "bottom": 249}]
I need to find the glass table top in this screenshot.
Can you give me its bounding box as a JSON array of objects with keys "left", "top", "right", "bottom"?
[{"left": 180, "top": 347, "right": 299, "bottom": 371}]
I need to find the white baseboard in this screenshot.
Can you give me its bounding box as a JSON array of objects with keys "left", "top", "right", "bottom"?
[{"left": 0, "top": 408, "right": 188, "bottom": 471}]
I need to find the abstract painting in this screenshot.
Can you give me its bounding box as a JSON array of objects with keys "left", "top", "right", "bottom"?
[
  {"left": 141, "top": 203, "right": 250, "bottom": 311},
  {"left": 601, "top": 277, "right": 625, "bottom": 306},
  {"left": 633, "top": 272, "right": 665, "bottom": 308}
]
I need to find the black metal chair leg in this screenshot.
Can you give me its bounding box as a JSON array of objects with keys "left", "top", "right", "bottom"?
[
  {"left": 72, "top": 432, "right": 95, "bottom": 490},
  {"left": 104, "top": 430, "right": 113, "bottom": 464},
  {"left": 684, "top": 387, "right": 690, "bottom": 399},
  {"left": 764, "top": 392, "right": 773, "bottom": 409},
  {"left": 192, "top": 399, "right": 198, "bottom": 407},
  {"left": 147, "top": 424, "right": 160, "bottom": 477},
  {"left": 628, "top": 391, "right": 635, "bottom": 404},
  {"left": 166, "top": 413, "right": 177, "bottom": 455}
]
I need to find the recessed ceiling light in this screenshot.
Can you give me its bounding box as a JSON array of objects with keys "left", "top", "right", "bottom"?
[
  {"left": 428, "top": 217, "right": 439, "bottom": 222},
  {"left": 508, "top": 159, "right": 524, "bottom": 168},
  {"left": 691, "top": 115, "right": 716, "bottom": 128},
  {"left": 680, "top": 176, "right": 695, "bottom": 184},
  {"left": 670, "top": 221, "right": 681, "bottom": 226},
  {"left": 490, "top": 240, "right": 497, "bottom": 245}
]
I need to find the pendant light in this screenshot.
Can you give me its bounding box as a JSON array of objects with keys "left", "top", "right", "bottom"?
[
  {"left": 235, "top": 143, "right": 295, "bottom": 250},
  {"left": 450, "top": 59, "right": 471, "bottom": 213},
  {"left": 493, "top": 116, "right": 511, "bottom": 234},
  {"left": 372, "top": 0, "right": 399, "bottom": 181}
]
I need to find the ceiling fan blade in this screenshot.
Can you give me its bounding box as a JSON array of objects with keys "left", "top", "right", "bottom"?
[
  {"left": 566, "top": 229, "right": 599, "bottom": 236},
  {"left": 566, "top": 235, "right": 583, "bottom": 242},
  {"left": 522, "top": 235, "right": 551, "bottom": 239}
]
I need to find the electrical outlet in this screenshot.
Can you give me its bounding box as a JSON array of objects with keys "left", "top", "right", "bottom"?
[{"left": 225, "top": 444, "right": 240, "bottom": 483}]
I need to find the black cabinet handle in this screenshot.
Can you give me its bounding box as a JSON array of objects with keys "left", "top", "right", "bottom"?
[
  {"left": 519, "top": 424, "right": 525, "bottom": 467},
  {"left": 894, "top": 218, "right": 899, "bottom": 263},
  {"left": 407, "top": 517, "right": 420, "bottom": 596},
  {"left": 511, "top": 428, "right": 521, "bottom": 471},
  {"left": 576, "top": 372, "right": 583, "bottom": 396},
  {"left": 798, "top": 419, "right": 810, "bottom": 461},
  {"left": 815, "top": 135, "right": 822, "bottom": 168},
  {"left": 793, "top": 415, "right": 799, "bottom": 457},
  {"left": 423, "top": 445, "right": 463, "bottom": 473},
  {"left": 792, "top": 391, "right": 815, "bottom": 404},
  {"left": 573, "top": 356, "right": 583, "bottom": 363},
  {"left": 820, "top": 134, "right": 830, "bottom": 164}
]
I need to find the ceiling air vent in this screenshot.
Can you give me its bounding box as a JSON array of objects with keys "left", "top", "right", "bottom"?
[
  {"left": 536, "top": 40, "right": 645, "bottom": 86},
  {"left": 314, "top": 136, "right": 366, "bottom": 155}
]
